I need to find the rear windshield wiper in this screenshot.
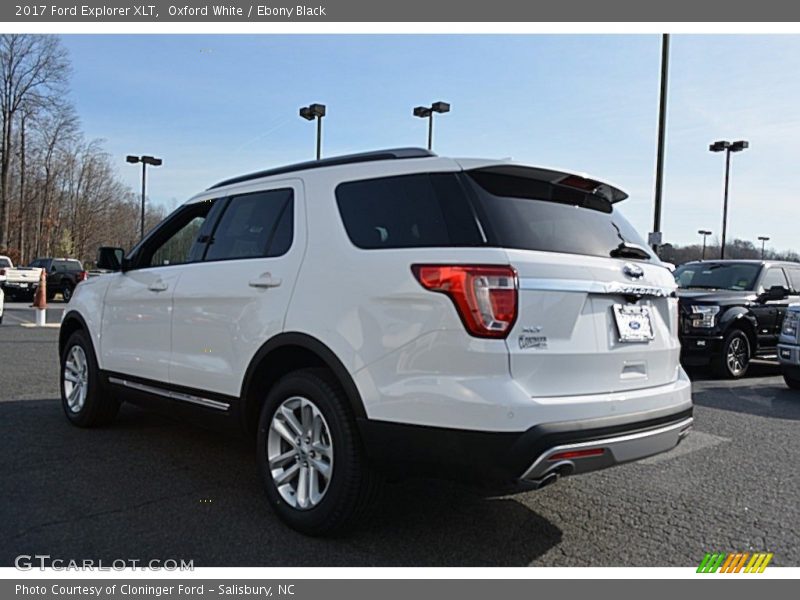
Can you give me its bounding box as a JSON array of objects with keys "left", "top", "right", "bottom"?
[{"left": 609, "top": 242, "right": 651, "bottom": 260}]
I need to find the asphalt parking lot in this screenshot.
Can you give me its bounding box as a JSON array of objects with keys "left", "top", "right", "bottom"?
[{"left": 1, "top": 302, "right": 799, "bottom": 567}]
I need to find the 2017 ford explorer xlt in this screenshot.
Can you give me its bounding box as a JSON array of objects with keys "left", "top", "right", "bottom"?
[{"left": 59, "top": 148, "right": 693, "bottom": 535}]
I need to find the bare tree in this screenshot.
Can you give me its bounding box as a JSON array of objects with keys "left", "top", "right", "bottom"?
[{"left": 0, "top": 34, "right": 69, "bottom": 248}]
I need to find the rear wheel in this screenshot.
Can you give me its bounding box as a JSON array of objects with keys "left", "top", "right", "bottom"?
[
  {"left": 62, "top": 284, "right": 74, "bottom": 303},
  {"left": 256, "top": 368, "right": 379, "bottom": 536},
  {"left": 783, "top": 368, "right": 800, "bottom": 390},
  {"left": 713, "top": 328, "right": 751, "bottom": 379},
  {"left": 60, "top": 330, "right": 119, "bottom": 427}
]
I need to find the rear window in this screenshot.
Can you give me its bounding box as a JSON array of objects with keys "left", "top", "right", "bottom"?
[
  {"left": 335, "top": 169, "right": 651, "bottom": 260},
  {"left": 0, "top": 257, "right": 10, "bottom": 268}
]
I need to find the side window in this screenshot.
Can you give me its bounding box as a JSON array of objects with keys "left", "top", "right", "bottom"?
[
  {"left": 335, "top": 173, "right": 483, "bottom": 249},
  {"left": 204, "top": 189, "right": 293, "bottom": 262},
  {"left": 786, "top": 268, "right": 800, "bottom": 294},
  {"left": 139, "top": 201, "right": 214, "bottom": 268},
  {"left": 760, "top": 268, "right": 789, "bottom": 292}
]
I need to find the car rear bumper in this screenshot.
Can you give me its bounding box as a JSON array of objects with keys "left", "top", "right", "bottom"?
[{"left": 358, "top": 403, "right": 693, "bottom": 488}]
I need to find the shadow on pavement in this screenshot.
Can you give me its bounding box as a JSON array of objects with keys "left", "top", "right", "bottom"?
[{"left": 0, "top": 398, "right": 562, "bottom": 567}]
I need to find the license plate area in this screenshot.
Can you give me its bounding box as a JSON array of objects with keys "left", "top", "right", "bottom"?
[{"left": 613, "top": 304, "right": 654, "bottom": 343}]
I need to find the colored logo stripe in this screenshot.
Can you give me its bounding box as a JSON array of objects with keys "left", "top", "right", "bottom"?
[{"left": 697, "top": 552, "right": 773, "bottom": 573}]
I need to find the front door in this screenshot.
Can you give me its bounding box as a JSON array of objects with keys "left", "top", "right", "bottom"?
[{"left": 99, "top": 201, "right": 215, "bottom": 383}]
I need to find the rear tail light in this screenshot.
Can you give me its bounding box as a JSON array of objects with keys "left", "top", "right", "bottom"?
[
  {"left": 0, "top": 268, "right": 5, "bottom": 276},
  {"left": 411, "top": 264, "right": 518, "bottom": 339},
  {"left": 77, "top": 271, "right": 88, "bottom": 282},
  {"left": 548, "top": 448, "right": 606, "bottom": 461}
]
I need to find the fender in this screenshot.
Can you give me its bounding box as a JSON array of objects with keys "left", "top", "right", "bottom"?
[
  {"left": 718, "top": 306, "right": 757, "bottom": 334},
  {"left": 59, "top": 310, "right": 94, "bottom": 356},
  {"left": 239, "top": 332, "right": 367, "bottom": 425}
]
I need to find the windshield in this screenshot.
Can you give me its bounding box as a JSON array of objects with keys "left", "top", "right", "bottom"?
[{"left": 674, "top": 263, "right": 761, "bottom": 291}]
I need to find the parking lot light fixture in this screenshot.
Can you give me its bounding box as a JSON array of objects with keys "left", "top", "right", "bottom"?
[
  {"left": 709, "top": 139, "right": 749, "bottom": 259},
  {"left": 299, "top": 103, "right": 326, "bottom": 160},
  {"left": 413, "top": 101, "right": 450, "bottom": 150},
  {"left": 126, "top": 154, "right": 163, "bottom": 241},
  {"left": 698, "top": 229, "right": 712, "bottom": 260},
  {"left": 758, "top": 236, "right": 770, "bottom": 259}
]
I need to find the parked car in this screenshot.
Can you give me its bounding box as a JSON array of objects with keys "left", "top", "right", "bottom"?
[
  {"left": 778, "top": 304, "right": 800, "bottom": 389},
  {"left": 59, "top": 148, "right": 693, "bottom": 535},
  {"left": 28, "top": 258, "right": 88, "bottom": 302},
  {"left": 0, "top": 263, "right": 42, "bottom": 301},
  {"left": 675, "top": 260, "right": 800, "bottom": 378},
  {"left": 0, "top": 254, "right": 12, "bottom": 285}
]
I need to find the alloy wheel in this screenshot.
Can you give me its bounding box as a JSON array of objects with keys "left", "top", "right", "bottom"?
[
  {"left": 64, "top": 345, "right": 89, "bottom": 413},
  {"left": 267, "top": 396, "right": 334, "bottom": 510},
  {"left": 726, "top": 335, "right": 750, "bottom": 377}
]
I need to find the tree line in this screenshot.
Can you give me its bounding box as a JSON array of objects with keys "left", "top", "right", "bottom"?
[
  {"left": 659, "top": 238, "right": 800, "bottom": 266},
  {"left": 0, "top": 34, "right": 164, "bottom": 268}
]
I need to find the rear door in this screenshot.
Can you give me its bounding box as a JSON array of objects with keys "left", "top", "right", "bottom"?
[
  {"left": 757, "top": 267, "right": 791, "bottom": 345},
  {"left": 169, "top": 181, "right": 304, "bottom": 397},
  {"left": 463, "top": 167, "right": 680, "bottom": 397}
]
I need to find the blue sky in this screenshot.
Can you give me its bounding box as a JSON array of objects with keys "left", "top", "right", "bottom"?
[{"left": 61, "top": 34, "right": 800, "bottom": 252}]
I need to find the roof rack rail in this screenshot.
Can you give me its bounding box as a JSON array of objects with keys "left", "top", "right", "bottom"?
[{"left": 208, "top": 147, "right": 436, "bottom": 190}]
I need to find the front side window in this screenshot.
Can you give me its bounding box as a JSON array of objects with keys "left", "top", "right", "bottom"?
[
  {"left": 760, "top": 268, "right": 789, "bottom": 292},
  {"left": 138, "top": 201, "right": 214, "bottom": 268},
  {"left": 204, "top": 189, "right": 293, "bottom": 261},
  {"left": 786, "top": 268, "right": 800, "bottom": 293}
]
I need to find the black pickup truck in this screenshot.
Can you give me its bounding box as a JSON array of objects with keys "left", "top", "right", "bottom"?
[
  {"left": 676, "top": 260, "right": 800, "bottom": 378},
  {"left": 28, "top": 258, "right": 87, "bottom": 302}
]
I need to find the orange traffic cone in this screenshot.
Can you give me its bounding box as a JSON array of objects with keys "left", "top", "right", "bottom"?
[{"left": 32, "top": 268, "right": 47, "bottom": 326}]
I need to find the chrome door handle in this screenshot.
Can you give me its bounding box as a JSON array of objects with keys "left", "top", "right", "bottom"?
[
  {"left": 148, "top": 281, "right": 168, "bottom": 292},
  {"left": 249, "top": 274, "right": 282, "bottom": 289}
]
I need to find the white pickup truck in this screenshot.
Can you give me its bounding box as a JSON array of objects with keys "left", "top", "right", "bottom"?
[{"left": 0, "top": 256, "right": 42, "bottom": 301}]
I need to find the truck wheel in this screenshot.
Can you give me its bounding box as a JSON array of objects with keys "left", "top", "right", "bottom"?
[
  {"left": 256, "top": 368, "right": 379, "bottom": 536},
  {"left": 783, "top": 369, "right": 800, "bottom": 390},
  {"left": 712, "top": 328, "right": 751, "bottom": 379},
  {"left": 62, "top": 285, "right": 74, "bottom": 302},
  {"left": 60, "top": 330, "right": 120, "bottom": 427}
]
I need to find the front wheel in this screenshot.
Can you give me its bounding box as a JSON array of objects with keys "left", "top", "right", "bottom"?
[
  {"left": 60, "top": 330, "right": 119, "bottom": 427},
  {"left": 713, "top": 328, "right": 751, "bottom": 379},
  {"left": 62, "top": 284, "right": 74, "bottom": 303},
  {"left": 256, "top": 368, "right": 379, "bottom": 536},
  {"left": 783, "top": 368, "right": 800, "bottom": 390}
]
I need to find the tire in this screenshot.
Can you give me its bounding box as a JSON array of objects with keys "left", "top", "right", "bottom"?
[
  {"left": 712, "top": 328, "right": 751, "bottom": 379},
  {"left": 60, "top": 330, "right": 120, "bottom": 427},
  {"left": 62, "top": 284, "right": 74, "bottom": 303},
  {"left": 256, "top": 368, "right": 379, "bottom": 536},
  {"left": 783, "top": 369, "right": 800, "bottom": 390}
]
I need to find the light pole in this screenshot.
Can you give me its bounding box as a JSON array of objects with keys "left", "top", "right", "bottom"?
[
  {"left": 126, "top": 154, "right": 162, "bottom": 241},
  {"left": 698, "top": 229, "right": 712, "bottom": 260},
  {"left": 651, "top": 34, "right": 670, "bottom": 252},
  {"left": 758, "top": 236, "right": 770, "bottom": 259},
  {"left": 413, "top": 101, "right": 450, "bottom": 150},
  {"left": 709, "top": 139, "right": 748, "bottom": 259},
  {"left": 299, "top": 103, "right": 326, "bottom": 160}
]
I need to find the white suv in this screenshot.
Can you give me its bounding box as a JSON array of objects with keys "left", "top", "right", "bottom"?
[{"left": 59, "top": 148, "right": 692, "bottom": 535}]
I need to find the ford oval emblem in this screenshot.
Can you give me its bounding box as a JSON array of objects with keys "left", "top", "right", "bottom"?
[
  {"left": 629, "top": 321, "right": 641, "bottom": 330},
  {"left": 623, "top": 263, "right": 644, "bottom": 279}
]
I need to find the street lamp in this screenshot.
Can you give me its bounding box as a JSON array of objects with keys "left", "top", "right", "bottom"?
[
  {"left": 299, "top": 103, "right": 326, "bottom": 160},
  {"left": 413, "top": 101, "right": 450, "bottom": 150},
  {"left": 698, "top": 229, "right": 712, "bottom": 260},
  {"left": 709, "top": 139, "right": 748, "bottom": 259},
  {"left": 126, "top": 154, "right": 162, "bottom": 241},
  {"left": 758, "top": 236, "right": 770, "bottom": 259}
]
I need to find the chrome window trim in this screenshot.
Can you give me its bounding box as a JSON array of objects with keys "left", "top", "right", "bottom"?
[
  {"left": 519, "top": 277, "right": 674, "bottom": 298},
  {"left": 107, "top": 376, "right": 230, "bottom": 411}
]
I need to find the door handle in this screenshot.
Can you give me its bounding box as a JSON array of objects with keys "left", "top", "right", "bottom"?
[
  {"left": 148, "top": 280, "right": 169, "bottom": 292},
  {"left": 249, "top": 273, "right": 282, "bottom": 289}
]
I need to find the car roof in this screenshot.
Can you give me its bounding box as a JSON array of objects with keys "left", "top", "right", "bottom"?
[
  {"left": 191, "top": 147, "right": 628, "bottom": 205},
  {"left": 681, "top": 260, "right": 798, "bottom": 267}
]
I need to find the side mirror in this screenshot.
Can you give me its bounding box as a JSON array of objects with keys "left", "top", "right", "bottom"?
[
  {"left": 96, "top": 246, "right": 124, "bottom": 272},
  {"left": 759, "top": 285, "right": 788, "bottom": 302}
]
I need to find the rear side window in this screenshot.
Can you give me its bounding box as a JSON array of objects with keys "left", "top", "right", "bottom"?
[
  {"left": 204, "top": 189, "right": 293, "bottom": 261},
  {"left": 465, "top": 168, "right": 654, "bottom": 260},
  {"left": 336, "top": 173, "right": 484, "bottom": 249}
]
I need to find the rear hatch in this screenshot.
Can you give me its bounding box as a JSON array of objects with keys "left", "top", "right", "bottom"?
[{"left": 463, "top": 165, "right": 680, "bottom": 397}]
